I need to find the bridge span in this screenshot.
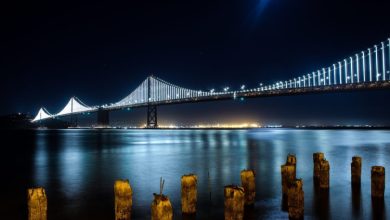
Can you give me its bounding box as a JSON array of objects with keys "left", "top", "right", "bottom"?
[{"left": 33, "top": 38, "right": 390, "bottom": 128}]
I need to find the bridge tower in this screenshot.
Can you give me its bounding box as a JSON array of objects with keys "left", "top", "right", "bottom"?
[
  {"left": 97, "top": 107, "right": 110, "bottom": 128},
  {"left": 146, "top": 76, "right": 158, "bottom": 128},
  {"left": 70, "top": 97, "right": 78, "bottom": 127}
]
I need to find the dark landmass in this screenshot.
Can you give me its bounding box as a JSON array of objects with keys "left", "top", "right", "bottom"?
[
  {"left": 0, "top": 113, "right": 36, "bottom": 129},
  {"left": 0, "top": 114, "right": 70, "bottom": 129}
]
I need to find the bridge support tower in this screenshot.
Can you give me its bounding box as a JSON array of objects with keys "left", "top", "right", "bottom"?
[
  {"left": 70, "top": 115, "right": 78, "bottom": 127},
  {"left": 146, "top": 105, "right": 158, "bottom": 128},
  {"left": 146, "top": 76, "right": 158, "bottom": 128},
  {"left": 97, "top": 108, "right": 110, "bottom": 128}
]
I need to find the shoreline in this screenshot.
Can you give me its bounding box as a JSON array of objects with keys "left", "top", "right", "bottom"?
[{"left": 30, "top": 126, "right": 390, "bottom": 130}]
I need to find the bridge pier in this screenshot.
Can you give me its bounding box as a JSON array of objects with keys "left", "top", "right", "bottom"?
[
  {"left": 146, "top": 105, "right": 158, "bottom": 128},
  {"left": 97, "top": 108, "right": 110, "bottom": 128},
  {"left": 70, "top": 115, "right": 78, "bottom": 127}
]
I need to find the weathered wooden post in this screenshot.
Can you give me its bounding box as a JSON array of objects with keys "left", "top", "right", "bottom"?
[
  {"left": 181, "top": 174, "right": 197, "bottom": 214},
  {"left": 286, "top": 154, "right": 297, "bottom": 167},
  {"left": 287, "top": 179, "right": 304, "bottom": 220},
  {"left": 224, "top": 185, "right": 245, "bottom": 220},
  {"left": 281, "top": 164, "right": 296, "bottom": 196},
  {"left": 114, "top": 179, "right": 133, "bottom": 220},
  {"left": 319, "top": 159, "right": 330, "bottom": 189},
  {"left": 371, "top": 166, "right": 385, "bottom": 198},
  {"left": 152, "top": 194, "right": 173, "bottom": 220},
  {"left": 151, "top": 177, "right": 173, "bottom": 220},
  {"left": 313, "top": 152, "right": 324, "bottom": 180},
  {"left": 351, "top": 156, "right": 362, "bottom": 184},
  {"left": 27, "top": 187, "right": 47, "bottom": 220},
  {"left": 240, "top": 169, "right": 256, "bottom": 206}
]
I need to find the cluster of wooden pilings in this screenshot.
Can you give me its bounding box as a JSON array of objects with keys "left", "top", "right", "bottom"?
[
  {"left": 281, "top": 154, "right": 303, "bottom": 219},
  {"left": 27, "top": 153, "right": 385, "bottom": 220}
]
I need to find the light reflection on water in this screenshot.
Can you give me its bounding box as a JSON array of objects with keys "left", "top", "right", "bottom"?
[{"left": 1, "top": 129, "right": 390, "bottom": 219}]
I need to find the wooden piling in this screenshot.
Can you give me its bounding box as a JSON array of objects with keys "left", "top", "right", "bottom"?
[
  {"left": 287, "top": 179, "right": 304, "bottom": 220},
  {"left": 224, "top": 185, "right": 245, "bottom": 220},
  {"left": 313, "top": 152, "right": 324, "bottom": 179},
  {"left": 240, "top": 169, "right": 256, "bottom": 206},
  {"left": 151, "top": 194, "right": 173, "bottom": 220},
  {"left": 181, "top": 174, "right": 197, "bottom": 214},
  {"left": 281, "top": 164, "right": 296, "bottom": 195},
  {"left": 351, "top": 156, "right": 362, "bottom": 184},
  {"left": 286, "top": 154, "right": 297, "bottom": 167},
  {"left": 114, "top": 179, "right": 133, "bottom": 220},
  {"left": 152, "top": 177, "right": 172, "bottom": 220},
  {"left": 371, "top": 166, "right": 385, "bottom": 198},
  {"left": 27, "top": 187, "right": 47, "bottom": 220},
  {"left": 319, "top": 159, "right": 330, "bottom": 189}
]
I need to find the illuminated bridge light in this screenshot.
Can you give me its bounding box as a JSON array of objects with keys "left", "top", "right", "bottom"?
[{"left": 32, "top": 38, "right": 390, "bottom": 123}]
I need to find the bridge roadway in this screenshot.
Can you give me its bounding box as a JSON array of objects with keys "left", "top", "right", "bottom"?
[
  {"left": 33, "top": 80, "right": 390, "bottom": 128},
  {"left": 104, "top": 80, "right": 390, "bottom": 111}
]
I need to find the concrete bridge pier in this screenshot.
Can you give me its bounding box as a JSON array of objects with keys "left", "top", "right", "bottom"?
[{"left": 97, "top": 108, "right": 110, "bottom": 127}]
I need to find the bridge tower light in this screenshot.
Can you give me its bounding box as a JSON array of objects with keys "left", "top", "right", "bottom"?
[
  {"left": 344, "top": 59, "right": 348, "bottom": 84},
  {"left": 338, "top": 62, "right": 342, "bottom": 84},
  {"left": 312, "top": 72, "right": 316, "bottom": 86},
  {"left": 362, "top": 51, "right": 366, "bottom": 82},
  {"left": 382, "top": 41, "right": 386, "bottom": 80},
  {"left": 350, "top": 57, "right": 354, "bottom": 83},
  {"left": 324, "top": 67, "right": 331, "bottom": 86},
  {"left": 388, "top": 38, "right": 390, "bottom": 78},
  {"left": 356, "top": 54, "right": 360, "bottom": 83},
  {"left": 321, "top": 68, "right": 326, "bottom": 86},
  {"left": 307, "top": 74, "right": 311, "bottom": 87},
  {"left": 241, "top": 85, "right": 246, "bottom": 90},
  {"left": 368, "top": 48, "right": 373, "bottom": 81},
  {"left": 317, "top": 70, "right": 321, "bottom": 86},
  {"left": 333, "top": 64, "right": 336, "bottom": 85},
  {"left": 375, "top": 45, "right": 379, "bottom": 81}
]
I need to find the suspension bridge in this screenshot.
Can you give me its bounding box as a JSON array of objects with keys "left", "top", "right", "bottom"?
[{"left": 32, "top": 39, "right": 390, "bottom": 128}]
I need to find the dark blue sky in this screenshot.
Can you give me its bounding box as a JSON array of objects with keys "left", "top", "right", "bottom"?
[{"left": 1, "top": 0, "right": 390, "bottom": 125}]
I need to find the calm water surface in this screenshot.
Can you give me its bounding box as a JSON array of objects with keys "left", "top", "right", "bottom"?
[{"left": 1, "top": 129, "right": 389, "bottom": 219}]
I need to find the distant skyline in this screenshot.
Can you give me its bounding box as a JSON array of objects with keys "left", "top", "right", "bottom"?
[{"left": 1, "top": 0, "right": 390, "bottom": 124}]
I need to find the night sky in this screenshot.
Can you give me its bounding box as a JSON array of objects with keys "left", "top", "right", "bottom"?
[{"left": 1, "top": 0, "right": 390, "bottom": 125}]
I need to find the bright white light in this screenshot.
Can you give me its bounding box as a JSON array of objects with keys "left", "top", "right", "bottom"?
[
  {"left": 32, "top": 108, "right": 53, "bottom": 122},
  {"left": 56, "top": 97, "right": 92, "bottom": 116}
]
